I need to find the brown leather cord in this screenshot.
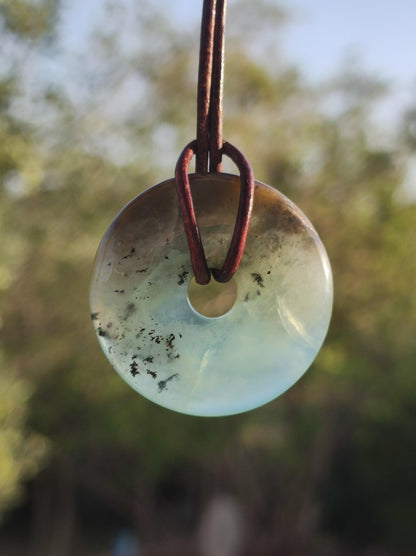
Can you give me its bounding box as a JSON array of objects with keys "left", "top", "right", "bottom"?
[{"left": 175, "top": 0, "right": 254, "bottom": 284}]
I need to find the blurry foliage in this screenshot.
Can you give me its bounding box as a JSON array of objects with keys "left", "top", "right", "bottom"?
[
  {"left": 0, "top": 0, "right": 415, "bottom": 554},
  {"left": 402, "top": 107, "right": 416, "bottom": 150},
  {"left": 0, "top": 363, "right": 48, "bottom": 517},
  {"left": 0, "top": 0, "right": 58, "bottom": 42}
]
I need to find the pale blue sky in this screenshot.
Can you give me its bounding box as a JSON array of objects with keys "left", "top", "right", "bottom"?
[
  {"left": 283, "top": 0, "right": 416, "bottom": 85},
  {"left": 63, "top": 0, "right": 416, "bottom": 121},
  {"left": 64, "top": 0, "right": 416, "bottom": 87},
  {"left": 170, "top": 0, "right": 416, "bottom": 89}
]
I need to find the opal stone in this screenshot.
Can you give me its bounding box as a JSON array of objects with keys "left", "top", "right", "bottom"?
[{"left": 90, "top": 173, "right": 333, "bottom": 416}]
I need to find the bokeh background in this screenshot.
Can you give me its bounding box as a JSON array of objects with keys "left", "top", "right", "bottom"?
[{"left": 0, "top": 1, "right": 415, "bottom": 554}]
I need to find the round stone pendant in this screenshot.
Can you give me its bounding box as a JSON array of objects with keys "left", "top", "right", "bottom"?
[{"left": 90, "top": 173, "right": 333, "bottom": 416}]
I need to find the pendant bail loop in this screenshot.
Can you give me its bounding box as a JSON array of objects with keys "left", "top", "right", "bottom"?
[{"left": 175, "top": 140, "right": 254, "bottom": 285}]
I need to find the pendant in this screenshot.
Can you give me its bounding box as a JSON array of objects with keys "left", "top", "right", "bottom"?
[{"left": 90, "top": 173, "right": 333, "bottom": 416}]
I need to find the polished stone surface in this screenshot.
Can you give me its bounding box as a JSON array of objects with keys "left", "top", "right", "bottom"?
[{"left": 90, "top": 173, "right": 333, "bottom": 416}]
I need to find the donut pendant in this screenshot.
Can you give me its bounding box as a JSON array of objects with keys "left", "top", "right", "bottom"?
[{"left": 90, "top": 173, "right": 333, "bottom": 416}]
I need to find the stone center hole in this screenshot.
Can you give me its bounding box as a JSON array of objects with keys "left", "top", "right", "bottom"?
[{"left": 187, "top": 275, "right": 238, "bottom": 318}]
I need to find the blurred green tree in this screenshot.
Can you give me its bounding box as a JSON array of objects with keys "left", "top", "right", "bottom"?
[{"left": 0, "top": 0, "right": 59, "bottom": 522}]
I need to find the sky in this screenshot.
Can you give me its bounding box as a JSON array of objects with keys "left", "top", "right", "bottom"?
[
  {"left": 63, "top": 0, "right": 416, "bottom": 124},
  {"left": 64, "top": 0, "right": 415, "bottom": 84},
  {"left": 281, "top": 0, "right": 416, "bottom": 127},
  {"left": 167, "top": 0, "right": 416, "bottom": 91},
  {"left": 281, "top": 0, "right": 416, "bottom": 86}
]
